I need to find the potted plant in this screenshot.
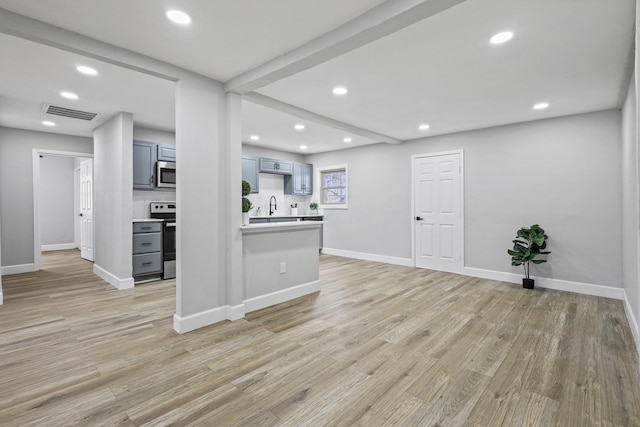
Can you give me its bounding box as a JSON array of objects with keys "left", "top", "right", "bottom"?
[
  {"left": 309, "top": 202, "right": 318, "bottom": 215},
  {"left": 242, "top": 180, "right": 252, "bottom": 225},
  {"left": 507, "top": 224, "right": 550, "bottom": 289}
]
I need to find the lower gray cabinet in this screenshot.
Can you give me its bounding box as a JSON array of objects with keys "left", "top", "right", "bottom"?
[{"left": 133, "top": 220, "right": 163, "bottom": 282}]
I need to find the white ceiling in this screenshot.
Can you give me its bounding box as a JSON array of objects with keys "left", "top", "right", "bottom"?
[{"left": 0, "top": 0, "right": 634, "bottom": 153}]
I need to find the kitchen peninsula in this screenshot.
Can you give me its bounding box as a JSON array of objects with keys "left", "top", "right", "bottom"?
[{"left": 241, "top": 220, "right": 324, "bottom": 312}]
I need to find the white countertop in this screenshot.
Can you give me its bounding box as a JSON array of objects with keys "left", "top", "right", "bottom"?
[
  {"left": 241, "top": 221, "right": 324, "bottom": 233},
  {"left": 132, "top": 218, "right": 164, "bottom": 222},
  {"left": 250, "top": 214, "right": 323, "bottom": 218}
]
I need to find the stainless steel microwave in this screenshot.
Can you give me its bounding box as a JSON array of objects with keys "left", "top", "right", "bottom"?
[{"left": 156, "top": 161, "right": 176, "bottom": 188}]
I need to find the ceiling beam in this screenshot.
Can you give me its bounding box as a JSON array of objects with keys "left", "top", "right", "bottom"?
[
  {"left": 244, "top": 92, "right": 402, "bottom": 145},
  {"left": 225, "top": 0, "right": 467, "bottom": 94}
]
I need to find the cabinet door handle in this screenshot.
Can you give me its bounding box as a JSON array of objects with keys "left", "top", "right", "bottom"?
[
  {"left": 141, "top": 242, "right": 152, "bottom": 246},
  {"left": 142, "top": 262, "right": 153, "bottom": 266},
  {"left": 141, "top": 226, "right": 151, "bottom": 230},
  {"left": 415, "top": 216, "right": 424, "bottom": 221}
]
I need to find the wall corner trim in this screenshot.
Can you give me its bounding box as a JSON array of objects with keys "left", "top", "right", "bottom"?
[
  {"left": 622, "top": 289, "right": 640, "bottom": 367},
  {"left": 93, "top": 264, "right": 134, "bottom": 290},
  {"left": 322, "top": 248, "right": 413, "bottom": 267}
]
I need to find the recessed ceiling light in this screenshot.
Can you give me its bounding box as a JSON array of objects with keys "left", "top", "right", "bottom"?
[
  {"left": 249, "top": 135, "right": 260, "bottom": 141},
  {"left": 60, "top": 91, "right": 78, "bottom": 100},
  {"left": 300, "top": 145, "right": 308, "bottom": 150},
  {"left": 343, "top": 137, "right": 352, "bottom": 143},
  {"left": 76, "top": 65, "right": 97, "bottom": 76},
  {"left": 332, "top": 86, "right": 348, "bottom": 96},
  {"left": 294, "top": 124, "right": 305, "bottom": 131},
  {"left": 166, "top": 9, "right": 192, "bottom": 25},
  {"left": 490, "top": 31, "right": 514, "bottom": 44},
  {"left": 533, "top": 102, "right": 549, "bottom": 110},
  {"left": 42, "top": 121, "right": 56, "bottom": 127},
  {"left": 419, "top": 124, "right": 430, "bottom": 130}
]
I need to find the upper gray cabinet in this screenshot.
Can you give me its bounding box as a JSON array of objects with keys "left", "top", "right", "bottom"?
[
  {"left": 285, "top": 162, "right": 313, "bottom": 195},
  {"left": 158, "top": 144, "right": 176, "bottom": 162},
  {"left": 133, "top": 140, "right": 157, "bottom": 190},
  {"left": 259, "top": 157, "right": 293, "bottom": 175},
  {"left": 242, "top": 156, "right": 259, "bottom": 193}
]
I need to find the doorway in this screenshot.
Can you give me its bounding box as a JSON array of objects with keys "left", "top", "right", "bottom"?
[
  {"left": 32, "top": 149, "right": 94, "bottom": 271},
  {"left": 412, "top": 150, "right": 464, "bottom": 274}
]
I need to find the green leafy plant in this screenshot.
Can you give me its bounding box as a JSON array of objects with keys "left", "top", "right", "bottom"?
[
  {"left": 507, "top": 224, "right": 550, "bottom": 279},
  {"left": 242, "top": 180, "right": 253, "bottom": 213},
  {"left": 309, "top": 202, "right": 318, "bottom": 211}
]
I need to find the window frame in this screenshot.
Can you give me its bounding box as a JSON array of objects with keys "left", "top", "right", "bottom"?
[{"left": 316, "top": 164, "right": 348, "bottom": 210}]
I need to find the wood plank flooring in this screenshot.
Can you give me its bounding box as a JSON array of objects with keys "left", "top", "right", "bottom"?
[{"left": 0, "top": 249, "right": 638, "bottom": 426}]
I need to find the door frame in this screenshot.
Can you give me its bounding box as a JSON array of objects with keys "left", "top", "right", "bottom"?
[
  {"left": 32, "top": 149, "right": 94, "bottom": 271},
  {"left": 410, "top": 149, "right": 465, "bottom": 272}
]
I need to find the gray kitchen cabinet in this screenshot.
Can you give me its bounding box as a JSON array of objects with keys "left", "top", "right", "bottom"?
[
  {"left": 242, "top": 156, "right": 259, "bottom": 193},
  {"left": 284, "top": 162, "right": 313, "bottom": 195},
  {"left": 259, "top": 157, "right": 293, "bottom": 175},
  {"left": 133, "top": 220, "right": 163, "bottom": 282},
  {"left": 133, "top": 140, "right": 157, "bottom": 189},
  {"left": 158, "top": 144, "right": 176, "bottom": 162}
]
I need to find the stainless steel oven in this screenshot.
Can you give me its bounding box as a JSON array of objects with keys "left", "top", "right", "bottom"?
[
  {"left": 149, "top": 202, "right": 176, "bottom": 279},
  {"left": 156, "top": 161, "right": 176, "bottom": 188}
]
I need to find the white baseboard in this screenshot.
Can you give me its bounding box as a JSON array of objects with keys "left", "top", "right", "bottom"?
[
  {"left": 227, "top": 304, "right": 246, "bottom": 321},
  {"left": 173, "top": 305, "right": 230, "bottom": 334},
  {"left": 462, "top": 267, "right": 625, "bottom": 300},
  {"left": 1, "top": 263, "right": 37, "bottom": 275},
  {"left": 93, "top": 264, "right": 135, "bottom": 290},
  {"left": 322, "top": 248, "right": 413, "bottom": 267},
  {"left": 622, "top": 290, "right": 640, "bottom": 366},
  {"left": 41, "top": 243, "right": 77, "bottom": 252},
  {"left": 244, "top": 280, "right": 321, "bottom": 313}
]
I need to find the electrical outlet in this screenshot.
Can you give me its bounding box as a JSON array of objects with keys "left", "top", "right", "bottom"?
[{"left": 280, "top": 262, "right": 286, "bottom": 274}]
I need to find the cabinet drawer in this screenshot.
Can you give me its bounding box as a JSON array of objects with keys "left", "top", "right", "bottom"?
[
  {"left": 133, "top": 253, "right": 163, "bottom": 275},
  {"left": 133, "top": 222, "right": 162, "bottom": 234},
  {"left": 133, "top": 233, "right": 162, "bottom": 254}
]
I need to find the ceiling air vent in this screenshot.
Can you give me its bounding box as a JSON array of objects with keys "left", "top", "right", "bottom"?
[{"left": 41, "top": 103, "right": 102, "bottom": 121}]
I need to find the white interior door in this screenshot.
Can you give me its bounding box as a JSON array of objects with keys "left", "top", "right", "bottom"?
[
  {"left": 79, "top": 159, "right": 94, "bottom": 261},
  {"left": 414, "top": 151, "right": 462, "bottom": 273}
]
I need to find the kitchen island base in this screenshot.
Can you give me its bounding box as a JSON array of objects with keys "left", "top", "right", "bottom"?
[{"left": 241, "top": 222, "right": 323, "bottom": 313}]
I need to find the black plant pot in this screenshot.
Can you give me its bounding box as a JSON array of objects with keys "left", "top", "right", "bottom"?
[{"left": 522, "top": 278, "right": 534, "bottom": 289}]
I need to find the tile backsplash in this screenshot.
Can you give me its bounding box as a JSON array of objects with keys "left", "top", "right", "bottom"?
[
  {"left": 133, "top": 190, "right": 176, "bottom": 219},
  {"left": 247, "top": 174, "right": 311, "bottom": 216}
]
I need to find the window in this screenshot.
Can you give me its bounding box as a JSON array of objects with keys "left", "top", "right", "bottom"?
[{"left": 318, "top": 164, "right": 348, "bottom": 209}]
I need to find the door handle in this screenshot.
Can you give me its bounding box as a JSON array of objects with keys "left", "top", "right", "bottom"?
[
  {"left": 415, "top": 216, "right": 424, "bottom": 221},
  {"left": 78, "top": 213, "right": 83, "bottom": 217}
]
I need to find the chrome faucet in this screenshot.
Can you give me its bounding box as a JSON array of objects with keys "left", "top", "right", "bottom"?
[{"left": 269, "top": 196, "right": 277, "bottom": 216}]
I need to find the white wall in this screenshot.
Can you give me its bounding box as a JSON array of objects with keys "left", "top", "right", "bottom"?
[
  {"left": 308, "top": 110, "right": 622, "bottom": 289},
  {"left": 39, "top": 155, "right": 75, "bottom": 248},
  {"left": 0, "top": 127, "right": 92, "bottom": 269},
  {"left": 93, "top": 113, "right": 134, "bottom": 288}
]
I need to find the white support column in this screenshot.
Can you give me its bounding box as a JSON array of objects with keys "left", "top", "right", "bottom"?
[
  {"left": 174, "top": 73, "right": 229, "bottom": 333},
  {"left": 224, "top": 92, "right": 245, "bottom": 320}
]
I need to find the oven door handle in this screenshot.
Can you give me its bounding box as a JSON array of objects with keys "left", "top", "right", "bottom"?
[{"left": 166, "top": 222, "right": 176, "bottom": 227}]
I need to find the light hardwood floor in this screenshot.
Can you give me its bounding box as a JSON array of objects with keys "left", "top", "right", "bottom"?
[{"left": 1, "top": 250, "right": 639, "bottom": 426}]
